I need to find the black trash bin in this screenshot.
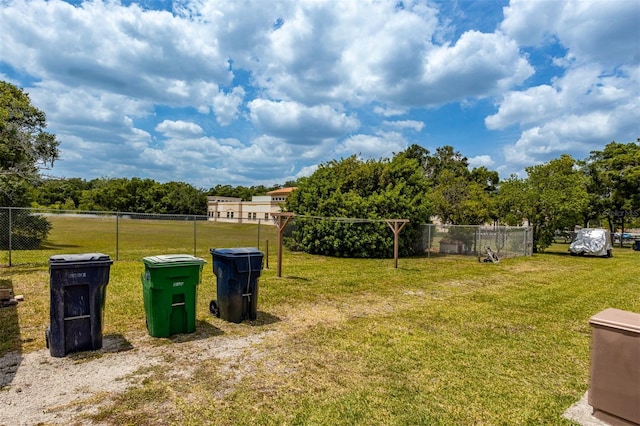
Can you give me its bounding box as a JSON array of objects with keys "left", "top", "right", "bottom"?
[
  {"left": 210, "top": 248, "right": 264, "bottom": 323},
  {"left": 634, "top": 240, "right": 640, "bottom": 251},
  {"left": 47, "top": 253, "right": 113, "bottom": 357}
]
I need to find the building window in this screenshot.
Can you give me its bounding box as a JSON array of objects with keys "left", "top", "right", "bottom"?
[
  {"left": 265, "top": 213, "right": 269, "bottom": 220},
  {"left": 217, "top": 211, "right": 220, "bottom": 217},
  {"left": 253, "top": 212, "right": 257, "bottom": 219}
]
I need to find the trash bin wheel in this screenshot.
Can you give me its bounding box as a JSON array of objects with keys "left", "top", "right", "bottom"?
[
  {"left": 209, "top": 300, "right": 220, "bottom": 318},
  {"left": 45, "top": 328, "right": 50, "bottom": 349}
]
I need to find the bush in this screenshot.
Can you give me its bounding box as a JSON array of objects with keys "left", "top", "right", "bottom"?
[{"left": 0, "top": 210, "right": 52, "bottom": 249}]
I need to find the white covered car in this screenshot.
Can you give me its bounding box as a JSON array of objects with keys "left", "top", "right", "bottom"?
[{"left": 569, "top": 228, "right": 613, "bottom": 257}]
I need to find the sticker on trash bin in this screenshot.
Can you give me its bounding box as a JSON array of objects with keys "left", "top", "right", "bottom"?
[
  {"left": 69, "top": 272, "right": 87, "bottom": 279},
  {"left": 173, "top": 282, "right": 184, "bottom": 287}
]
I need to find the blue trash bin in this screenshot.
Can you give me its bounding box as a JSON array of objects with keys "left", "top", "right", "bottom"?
[
  {"left": 210, "top": 248, "right": 264, "bottom": 323},
  {"left": 47, "top": 253, "right": 113, "bottom": 357}
]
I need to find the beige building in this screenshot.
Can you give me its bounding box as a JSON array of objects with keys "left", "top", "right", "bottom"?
[{"left": 207, "top": 187, "right": 296, "bottom": 224}]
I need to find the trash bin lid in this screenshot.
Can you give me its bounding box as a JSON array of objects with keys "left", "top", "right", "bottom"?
[
  {"left": 49, "top": 253, "right": 113, "bottom": 268},
  {"left": 589, "top": 308, "right": 640, "bottom": 334},
  {"left": 210, "top": 247, "right": 262, "bottom": 257},
  {"left": 142, "top": 254, "right": 206, "bottom": 268}
]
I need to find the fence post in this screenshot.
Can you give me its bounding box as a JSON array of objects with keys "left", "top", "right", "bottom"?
[
  {"left": 385, "top": 219, "right": 409, "bottom": 269},
  {"left": 8, "top": 207, "right": 12, "bottom": 267},
  {"left": 116, "top": 212, "right": 119, "bottom": 261},
  {"left": 193, "top": 215, "right": 197, "bottom": 257}
]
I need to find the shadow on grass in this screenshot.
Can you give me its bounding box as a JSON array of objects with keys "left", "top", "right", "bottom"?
[
  {"left": 101, "top": 333, "right": 135, "bottom": 353},
  {"left": 36, "top": 242, "right": 82, "bottom": 250},
  {"left": 282, "top": 276, "right": 311, "bottom": 281},
  {"left": 169, "top": 320, "right": 225, "bottom": 343},
  {"left": 250, "top": 311, "right": 281, "bottom": 326},
  {"left": 67, "top": 334, "right": 135, "bottom": 362},
  {"left": 0, "top": 265, "right": 48, "bottom": 275},
  {"left": 0, "top": 278, "right": 22, "bottom": 389}
]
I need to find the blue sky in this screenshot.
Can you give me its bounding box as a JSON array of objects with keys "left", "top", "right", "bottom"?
[{"left": 1, "top": 0, "right": 638, "bottom": 188}]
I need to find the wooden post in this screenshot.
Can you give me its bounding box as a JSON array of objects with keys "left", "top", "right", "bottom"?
[
  {"left": 385, "top": 219, "right": 409, "bottom": 269},
  {"left": 271, "top": 213, "right": 295, "bottom": 277}
]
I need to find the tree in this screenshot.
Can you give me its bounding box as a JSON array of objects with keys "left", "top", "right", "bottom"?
[
  {"left": 1, "top": 81, "right": 59, "bottom": 206},
  {"left": 285, "top": 150, "right": 432, "bottom": 257},
  {"left": 33, "top": 177, "right": 91, "bottom": 209},
  {"left": 0, "top": 81, "right": 59, "bottom": 248},
  {"left": 586, "top": 141, "right": 640, "bottom": 245},
  {"left": 157, "top": 181, "right": 207, "bottom": 215},
  {"left": 498, "top": 155, "right": 588, "bottom": 253},
  {"left": 427, "top": 146, "right": 497, "bottom": 225}
]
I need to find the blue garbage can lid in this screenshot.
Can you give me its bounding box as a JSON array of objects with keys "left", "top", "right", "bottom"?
[
  {"left": 210, "top": 247, "right": 263, "bottom": 257},
  {"left": 142, "top": 254, "right": 206, "bottom": 268}
]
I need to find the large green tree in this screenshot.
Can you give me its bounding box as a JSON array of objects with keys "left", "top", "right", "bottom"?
[
  {"left": 498, "top": 154, "right": 588, "bottom": 252},
  {"left": 1, "top": 81, "right": 59, "bottom": 206},
  {"left": 586, "top": 141, "right": 640, "bottom": 244},
  {"left": 285, "top": 150, "right": 432, "bottom": 257},
  {"left": 428, "top": 146, "right": 497, "bottom": 225},
  {"left": 0, "top": 81, "right": 59, "bottom": 248}
]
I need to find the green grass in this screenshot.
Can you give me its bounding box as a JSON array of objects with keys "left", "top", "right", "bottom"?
[{"left": 1, "top": 217, "right": 639, "bottom": 424}]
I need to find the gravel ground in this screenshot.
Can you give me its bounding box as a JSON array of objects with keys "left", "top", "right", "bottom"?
[{"left": 0, "top": 331, "right": 269, "bottom": 426}]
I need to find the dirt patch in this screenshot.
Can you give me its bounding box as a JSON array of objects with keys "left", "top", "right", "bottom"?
[
  {"left": 0, "top": 292, "right": 416, "bottom": 425},
  {"left": 0, "top": 331, "right": 271, "bottom": 426}
]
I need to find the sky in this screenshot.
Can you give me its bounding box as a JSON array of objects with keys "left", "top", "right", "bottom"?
[{"left": 1, "top": 0, "right": 639, "bottom": 189}]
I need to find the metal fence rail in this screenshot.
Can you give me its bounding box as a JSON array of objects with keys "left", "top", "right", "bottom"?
[
  {"left": 0, "top": 207, "right": 532, "bottom": 267},
  {"left": 0, "top": 207, "right": 279, "bottom": 267}
]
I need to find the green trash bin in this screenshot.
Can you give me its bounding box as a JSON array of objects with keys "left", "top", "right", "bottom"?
[{"left": 141, "top": 254, "right": 205, "bottom": 338}]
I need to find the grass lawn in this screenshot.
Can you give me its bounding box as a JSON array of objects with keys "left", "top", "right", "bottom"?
[{"left": 1, "top": 217, "right": 639, "bottom": 424}]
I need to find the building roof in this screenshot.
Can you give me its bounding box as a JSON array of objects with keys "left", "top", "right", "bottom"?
[{"left": 267, "top": 187, "right": 297, "bottom": 196}]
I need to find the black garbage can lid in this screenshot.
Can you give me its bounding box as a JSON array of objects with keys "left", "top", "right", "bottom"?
[{"left": 49, "top": 253, "right": 113, "bottom": 268}]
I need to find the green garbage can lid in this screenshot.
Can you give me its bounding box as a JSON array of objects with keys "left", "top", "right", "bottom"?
[
  {"left": 49, "top": 253, "right": 113, "bottom": 268},
  {"left": 142, "top": 254, "right": 206, "bottom": 267}
]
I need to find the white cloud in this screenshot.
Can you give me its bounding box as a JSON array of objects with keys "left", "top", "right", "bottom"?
[
  {"left": 1, "top": 0, "right": 636, "bottom": 186},
  {"left": 383, "top": 120, "right": 425, "bottom": 132},
  {"left": 502, "top": 110, "right": 631, "bottom": 166},
  {"left": 295, "top": 164, "right": 319, "bottom": 179},
  {"left": 494, "top": 0, "right": 640, "bottom": 169},
  {"left": 468, "top": 155, "right": 495, "bottom": 169},
  {"left": 212, "top": 86, "right": 246, "bottom": 126},
  {"left": 501, "top": 0, "right": 640, "bottom": 66},
  {"left": 336, "top": 132, "right": 407, "bottom": 160},
  {"left": 373, "top": 106, "right": 408, "bottom": 117},
  {"left": 155, "top": 120, "right": 204, "bottom": 138},
  {"left": 249, "top": 99, "right": 360, "bottom": 142}
]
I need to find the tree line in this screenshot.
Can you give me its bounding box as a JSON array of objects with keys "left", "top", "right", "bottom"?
[
  {"left": 285, "top": 142, "right": 639, "bottom": 254},
  {"left": 2, "top": 80, "right": 639, "bottom": 254},
  {"left": 30, "top": 178, "right": 288, "bottom": 215}
]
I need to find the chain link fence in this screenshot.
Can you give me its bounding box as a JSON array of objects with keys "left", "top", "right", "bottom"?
[
  {"left": 0, "top": 207, "right": 279, "bottom": 267},
  {"left": 0, "top": 207, "right": 532, "bottom": 267},
  {"left": 280, "top": 216, "right": 532, "bottom": 259},
  {"left": 418, "top": 224, "right": 533, "bottom": 258}
]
